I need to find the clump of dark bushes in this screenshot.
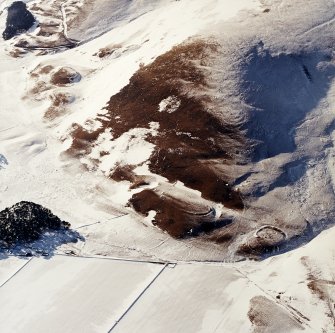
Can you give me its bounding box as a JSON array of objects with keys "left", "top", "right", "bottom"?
[
  {"left": 0, "top": 201, "right": 70, "bottom": 247},
  {"left": 3, "top": 1, "right": 35, "bottom": 40}
]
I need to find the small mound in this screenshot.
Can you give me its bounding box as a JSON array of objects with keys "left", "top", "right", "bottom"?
[
  {"left": 0, "top": 201, "right": 70, "bottom": 247},
  {"left": 2, "top": 1, "right": 35, "bottom": 40},
  {"left": 51, "top": 67, "right": 81, "bottom": 86}
]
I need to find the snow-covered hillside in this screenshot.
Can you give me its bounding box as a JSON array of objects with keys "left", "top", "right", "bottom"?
[{"left": 1, "top": 0, "right": 335, "bottom": 331}]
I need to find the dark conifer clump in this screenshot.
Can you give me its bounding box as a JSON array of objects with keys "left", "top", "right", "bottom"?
[
  {"left": 2, "top": 1, "right": 35, "bottom": 40},
  {"left": 0, "top": 201, "right": 70, "bottom": 247}
]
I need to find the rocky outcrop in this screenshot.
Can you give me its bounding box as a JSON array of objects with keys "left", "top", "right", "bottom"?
[
  {"left": 2, "top": 1, "right": 35, "bottom": 40},
  {"left": 0, "top": 201, "right": 70, "bottom": 247}
]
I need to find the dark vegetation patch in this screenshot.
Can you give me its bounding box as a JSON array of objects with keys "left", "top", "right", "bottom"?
[
  {"left": 0, "top": 201, "right": 70, "bottom": 247},
  {"left": 109, "top": 165, "right": 135, "bottom": 182},
  {"left": 129, "top": 189, "right": 228, "bottom": 238},
  {"left": 68, "top": 39, "right": 246, "bottom": 239},
  {"left": 109, "top": 165, "right": 150, "bottom": 189},
  {"left": 2, "top": 1, "right": 35, "bottom": 40}
]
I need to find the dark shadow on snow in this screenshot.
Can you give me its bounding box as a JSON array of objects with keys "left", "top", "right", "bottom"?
[
  {"left": 261, "top": 216, "right": 335, "bottom": 260},
  {"left": 0, "top": 201, "right": 84, "bottom": 260},
  {"left": 241, "top": 42, "right": 335, "bottom": 161},
  {"left": 0, "top": 228, "right": 84, "bottom": 260},
  {"left": 237, "top": 43, "right": 335, "bottom": 202}
]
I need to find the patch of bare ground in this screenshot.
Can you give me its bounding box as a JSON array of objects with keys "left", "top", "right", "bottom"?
[
  {"left": 93, "top": 44, "right": 122, "bottom": 58},
  {"left": 109, "top": 165, "right": 150, "bottom": 189},
  {"left": 29, "top": 65, "right": 81, "bottom": 89},
  {"left": 9, "top": 48, "right": 28, "bottom": 58},
  {"left": 300, "top": 257, "right": 335, "bottom": 325},
  {"left": 37, "top": 23, "right": 61, "bottom": 38},
  {"left": 50, "top": 67, "right": 81, "bottom": 86},
  {"left": 248, "top": 296, "right": 304, "bottom": 332},
  {"left": 27, "top": 64, "right": 54, "bottom": 97},
  {"left": 307, "top": 280, "right": 333, "bottom": 301},
  {"left": 45, "top": 92, "right": 74, "bottom": 120},
  {"left": 29, "top": 81, "right": 51, "bottom": 97},
  {"left": 27, "top": 64, "right": 77, "bottom": 120},
  {"left": 68, "top": 38, "right": 246, "bottom": 238},
  {"left": 39, "top": 65, "right": 54, "bottom": 75}
]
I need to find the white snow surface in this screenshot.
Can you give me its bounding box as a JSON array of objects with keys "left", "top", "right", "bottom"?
[
  {"left": 0, "top": 256, "right": 163, "bottom": 333},
  {"left": 1, "top": 0, "right": 335, "bottom": 331},
  {"left": 0, "top": 227, "right": 334, "bottom": 332},
  {"left": 158, "top": 96, "right": 181, "bottom": 113}
]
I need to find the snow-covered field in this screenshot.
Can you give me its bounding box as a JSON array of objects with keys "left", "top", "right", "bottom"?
[
  {"left": 0, "top": 255, "right": 164, "bottom": 332},
  {"left": 0, "top": 226, "right": 334, "bottom": 333},
  {"left": 1, "top": 0, "right": 335, "bottom": 331}
]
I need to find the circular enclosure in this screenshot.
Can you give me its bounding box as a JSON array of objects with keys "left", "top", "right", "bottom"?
[{"left": 255, "top": 225, "right": 286, "bottom": 243}]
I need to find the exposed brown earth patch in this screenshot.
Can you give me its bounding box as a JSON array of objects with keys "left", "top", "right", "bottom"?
[
  {"left": 301, "top": 257, "right": 335, "bottom": 324},
  {"left": 93, "top": 45, "right": 122, "bottom": 58},
  {"left": 27, "top": 64, "right": 55, "bottom": 99},
  {"left": 27, "top": 64, "right": 77, "bottom": 120},
  {"left": 68, "top": 39, "right": 247, "bottom": 238},
  {"left": 109, "top": 165, "right": 150, "bottom": 189},
  {"left": 50, "top": 67, "right": 81, "bottom": 86},
  {"left": 9, "top": 47, "right": 27, "bottom": 58},
  {"left": 307, "top": 280, "right": 329, "bottom": 301},
  {"left": 248, "top": 296, "right": 304, "bottom": 332},
  {"left": 45, "top": 92, "right": 74, "bottom": 120},
  {"left": 38, "top": 64, "right": 54, "bottom": 75}
]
